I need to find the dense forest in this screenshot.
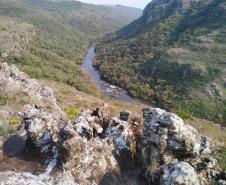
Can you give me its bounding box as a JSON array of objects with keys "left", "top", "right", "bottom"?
[{"left": 95, "top": 0, "right": 226, "bottom": 125}]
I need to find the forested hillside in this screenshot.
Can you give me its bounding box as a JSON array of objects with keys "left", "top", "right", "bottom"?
[
  {"left": 95, "top": 0, "right": 226, "bottom": 125},
  {"left": 0, "top": 0, "right": 141, "bottom": 95}
]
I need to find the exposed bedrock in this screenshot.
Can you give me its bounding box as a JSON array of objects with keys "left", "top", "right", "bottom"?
[{"left": 0, "top": 63, "right": 225, "bottom": 185}]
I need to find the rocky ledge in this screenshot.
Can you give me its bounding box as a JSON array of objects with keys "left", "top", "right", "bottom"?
[{"left": 0, "top": 63, "right": 225, "bottom": 185}]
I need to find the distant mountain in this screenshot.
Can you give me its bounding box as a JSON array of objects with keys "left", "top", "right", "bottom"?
[
  {"left": 95, "top": 0, "right": 226, "bottom": 125},
  {"left": 0, "top": 0, "right": 141, "bottom": 95}
]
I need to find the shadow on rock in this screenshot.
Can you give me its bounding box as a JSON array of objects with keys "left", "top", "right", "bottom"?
[
  {"left": 98, "top": 111, "right": 147, "bottom": 185},
  {"left": 4, "top": 134, "right": 26, "bottom": 157}
]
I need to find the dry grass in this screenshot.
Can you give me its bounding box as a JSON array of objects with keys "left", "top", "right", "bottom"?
[
  {"left": 1, "top": 76, "right": 225, "bottom": 148},
  {"left": 188, "top": 118, "right": 226, "bottom": 147},
  {"left": 41, "top": 80, "right": 145, "bottom": 118},
  {"left": 0, "top": 16, "right": 35, "bottom": 58},
  {"left": 43, "top": 79, "right": 226, "bottom": 147}
]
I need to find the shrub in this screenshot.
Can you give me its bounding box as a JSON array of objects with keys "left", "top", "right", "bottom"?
[
  {"left": 9, "top": 118, "right": 21, "bottom": 125},
  {"left": 0, "top": 94, "right": 8, "bottom": 106},
  {"left": 177, "top": 111, "right": 193, "bottom": 120},
  {"left": 67, "top": 108, "right": 80, "bottom": 122},
  {"left": 0, "top": 123, "right": 17, "bottom": 137},
  {"left": 214, "top": 149, "right": 226, "bottom": 172}
]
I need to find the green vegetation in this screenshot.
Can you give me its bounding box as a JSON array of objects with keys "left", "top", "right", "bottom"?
[
  {"left": 9, "top": 118, "right": 21, "bottom": 126},
  {"left": 176, "top": 111, "right": 193, "bottom": 120},
  {"left": 67, "top": 108, "right": 81, "bottom": 122},
  {"left": 0, "top": 0, "right": 141, "bottom": 97},
  {"left": 95, "top": 0, "right": 226, "bottom": 125},
  {"left": 0, "top": 123, "right": 17, "bottom": 137},
  {"left": 0, "top": 94, "right": 8, "bottom": 106},
  {"left": 215, "top": 149, "right": 226, "bottom": 172}
]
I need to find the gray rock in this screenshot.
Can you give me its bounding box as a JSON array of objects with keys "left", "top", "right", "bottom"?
[
  {"left": 160, "top": 162, "right": 200, "bottom": 185},
  {"left": 0, "top": 63, "right": 56, "bottom": 103},
  {"left": 1, "top": 64, "right": 225, "bottom": 185},
  {"left": 0, "top": 171, "right": 78, "bottom": 185},
  {"left": 0, "top": 136, "right": 4, "bottom": 161},
  {"left": 142, "top": 107, "right": 223, "bottom": 185},
  {"left": 3, "top": 134, "right": 26, "bottom": 157},
  {"left": 119, "top": 110, "right": 132, "bottom": 121},
  {"left": 204, "top": 83, "right": 224, "bottom": 99}
]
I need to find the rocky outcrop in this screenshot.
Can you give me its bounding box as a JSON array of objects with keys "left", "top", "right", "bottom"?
[
  {"left": 0, "top": 64, "right": 225, "bottom": 185},
  {"left": 0, "top": 171, "right": 77, "bottom": 185},
  {"left": 143, "top": 0, "right": 197, "bottom": 25},
  {"left": 160, "top": 162, "right": 200, "bottom": 185},
  {"left": 204, "top": 83, "right": 224, "bottom": 99},
  {"left": 63, "top": 131, "right": 118, "bottom": 185},
  {"left": 0, "top": 63, "right": 56, "bottom": 103},
  {"left": 1, "top": 104, "right": 226, "bottom": 185},
  {"left": 142, "top": 107, "right": 225, "bottom": 185},
  {"left": 0, "top": 136, "right": 4, "bottom": 161}
]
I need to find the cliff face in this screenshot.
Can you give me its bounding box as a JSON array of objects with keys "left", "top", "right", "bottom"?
[{"left": 0, "top": 63, "right": 225, "bottom": 185}]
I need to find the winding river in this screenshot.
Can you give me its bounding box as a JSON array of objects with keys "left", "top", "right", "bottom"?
[{"left": 81, "top": 44, "right": 138, "bottom": 102}]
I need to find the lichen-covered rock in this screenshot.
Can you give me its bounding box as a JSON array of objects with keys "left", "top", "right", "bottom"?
[
  {"left": 1, "top": 64, "right": 225, "bottom": 185},
  {"left": 142, "top": 107, "right": 225, "bottom": 185},
  {"left": 119, "top": 110, "right": 132, "bottom": 122},
  {"left": 63, "top": 133, "right": 118, "bottom": 185},
  {"left": 74, "top": 103, "right": 110, "bottom": 139},
  {"left": 160, "top": 162, "right": 200, "bottom": 185},
  {"left": 0, "top": 136, "right": 4, "bottom": 161},
  {"left": 108, "top": 113, "right": 142, "bottom": 154},
  {"left": 0, "top": 63, "right": 56, "bottom": 103},
  {"left": 19, "top": 104, "right": 67, "bottom": 144},
  {"left": 0, "top": 171, "right": 78, "bottom": 185}
]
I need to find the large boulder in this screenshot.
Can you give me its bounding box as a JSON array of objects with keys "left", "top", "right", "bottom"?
[
  {"left": 1, "top": 63, "right": 225, "bottom": 185},
  {"left": 0, "top": 171, "right": 77, "bottom": 185},
  {"left": 160, "top": 162, "right": 200, "bottom": 185},
  {"left": 0, "top": 63, "right": 56, "bottom": 103},
  {"left": 63, "top": 132, "right": 118, "bottom": 185},
  {"left": 142, "top": 107, "right": 225, "bottom": 185}
]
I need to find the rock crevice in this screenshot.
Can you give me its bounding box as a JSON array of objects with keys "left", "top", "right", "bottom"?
[{"left": 0, "top": 63, "right": 225, "bottom": 185}]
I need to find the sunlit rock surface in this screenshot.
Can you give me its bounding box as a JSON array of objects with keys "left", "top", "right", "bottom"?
[
  {"left": 142, "top": 107, "right": 225, "bottom": 185},
  {"left": 0, "top": 64, "right": 225, "bottom": 185},
  {"left": 0, "top": 171, "right": 77, "bottom": 185},
  {"left": 0, "top": 63, "right": 56, "bottom": 103}
]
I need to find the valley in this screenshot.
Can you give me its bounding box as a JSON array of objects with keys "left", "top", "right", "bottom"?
[
  {"left": 95, "top": 0, "right": 226, "bottom": 125},
  {"left": 0, "top": 0, "right": 226, "bottom": 184},
  {"left": 81, "top": 44, "right": 142, "bottom": 102}
]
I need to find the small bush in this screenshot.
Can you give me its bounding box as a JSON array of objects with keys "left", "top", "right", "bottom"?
[
  {"left": 67, "top": 108, "right": 80, "bottom": 122},
  {"left": 0, "top": 94, "right": 8, "bottom": 106},
  {"left": 9, "top": 118, "right": 21, "bottom": 125},
  {"left": 0, "top": 123, "right": 17, "bottom": 137},
  {"left": 215, "top": 149, "right": 226, "bottom": 172},
  {"left": 177, "top": 111, "right": 193, "bottom": 120},
  {"left": 0, "top": 126, "right": 5, "bottom": 135}
]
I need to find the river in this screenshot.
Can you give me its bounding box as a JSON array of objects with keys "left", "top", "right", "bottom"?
[{"left": 81, "top": 44, "right": 138, "bottom": 102}]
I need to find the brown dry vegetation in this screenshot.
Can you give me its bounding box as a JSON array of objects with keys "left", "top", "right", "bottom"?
[
  {"left": 41, "top": 80, "right": 145, "bottom": 118},
  {"left": 43, "top": 80, "right": 226, "bottom": 148}
]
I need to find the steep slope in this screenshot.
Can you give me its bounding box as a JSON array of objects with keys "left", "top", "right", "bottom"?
[
  {"left": 95, "top": 0, "right": 226, "bottom": 125},
  {"left": 0, "top": 63, "right": 225, "bottom": 185},
  {"left": 0, "top": 0, "right": 141, "bottom": 96}
]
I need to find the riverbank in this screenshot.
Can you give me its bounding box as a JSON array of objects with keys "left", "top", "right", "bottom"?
[{"left": 81, "top": 45, "right": 141, "bottom": 103}]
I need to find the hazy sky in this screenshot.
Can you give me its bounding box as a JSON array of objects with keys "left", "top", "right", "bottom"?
[{"left": 77, "top": 0, "right": 151, "bottom": 9}]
